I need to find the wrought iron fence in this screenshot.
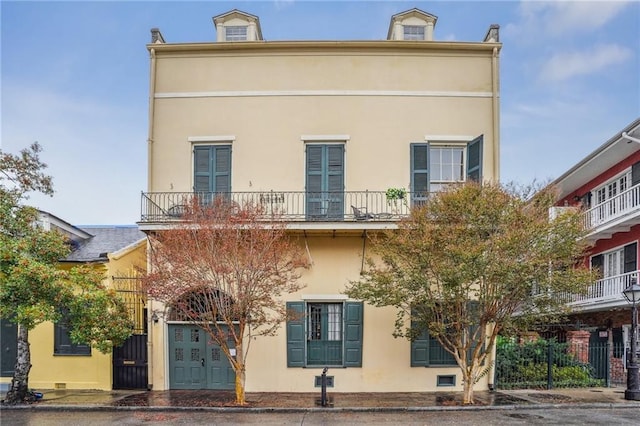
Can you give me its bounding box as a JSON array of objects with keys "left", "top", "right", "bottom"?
[
  {"left": 113, "top": 275, "right": 146, "bottom": 334},
  {"left": 495, "top": 338, "right": 626, "bottom": 390}
]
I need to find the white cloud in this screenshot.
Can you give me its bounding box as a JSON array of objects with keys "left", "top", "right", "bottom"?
[
  {"left": 505, "top": 0, "right": 631, "bottom": 40},
  {"left": 273, "top": 0, "right": 295, "bottom": 11},
  {"left": 539, "top": 43, "right": 632, "bottom": 82}
]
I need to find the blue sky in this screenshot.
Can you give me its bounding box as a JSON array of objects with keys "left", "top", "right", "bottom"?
[{"left": 2, "top": 0, "right": 639, "bottom": 225}]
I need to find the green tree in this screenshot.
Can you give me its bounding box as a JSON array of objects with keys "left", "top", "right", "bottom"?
[
  {"left": 345, "top": 182, "right": 593, "bottom": 404},
  {"left": 0, "top": 143, "right": 133, "bottom": 405}
]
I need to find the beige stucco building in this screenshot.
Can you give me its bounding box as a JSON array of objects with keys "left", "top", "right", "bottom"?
[{"left": 140, "top": 8, "right": 501, "bottom": 393}]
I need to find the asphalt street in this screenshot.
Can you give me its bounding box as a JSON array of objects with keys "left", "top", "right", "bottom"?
[{"left": 2, "top": 407, "right": 640, "bottom": 425}]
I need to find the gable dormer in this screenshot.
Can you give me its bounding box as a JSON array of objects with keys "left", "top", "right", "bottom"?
[
  {"left": 387, "top": 8, "right": 437, "bottom": 41},
  {"left": 213, "top": 9, "right": 263, "bottom": 42}
]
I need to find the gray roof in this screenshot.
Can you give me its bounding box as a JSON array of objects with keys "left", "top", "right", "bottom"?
[{"left": 63, "top": 226, "right": 146, "bottom": 262}]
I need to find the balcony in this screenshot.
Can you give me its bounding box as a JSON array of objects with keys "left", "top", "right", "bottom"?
[
  {"left": 560, "top": 271, "right": 638, "bottom": 313},
  {"left": 582, "top": 184, "right": 640, "bottom": 242},
  {"left": 139, "top": 191, "right": 418, "bottom": 231}
]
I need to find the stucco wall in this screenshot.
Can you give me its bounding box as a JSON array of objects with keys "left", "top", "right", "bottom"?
[
  {"left": 148, "top": 43, "right": 499, "bottom": 194},
  {"left": 149, "top": 234, "right": 494, "bottom": 392}
]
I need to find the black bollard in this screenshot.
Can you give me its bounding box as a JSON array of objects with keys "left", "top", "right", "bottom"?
[{"left": 321, "top": 367, "right": 328, "bottom": 407}]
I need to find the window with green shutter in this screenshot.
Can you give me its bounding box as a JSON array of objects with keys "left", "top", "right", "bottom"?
[
  {"left": 193, "top": 145, "right": 231, "bottom": 203},
  {"left": 410, "top": 303, "right": 483, "bottom": 367},
  {"left": 54, "top": 311, "right": 91, "bottom": 356},
  {"left": 286, "top": 301, "right": 362, "bottom": 367},
  {"left": 410, "top": 135, "right": 484, "bottom": 203},
  {"left": 410, "top": 325, "right": 456, "bottom": 367},
  {"left": 305, "top": 144, "right": 344, "bottom": 220}
]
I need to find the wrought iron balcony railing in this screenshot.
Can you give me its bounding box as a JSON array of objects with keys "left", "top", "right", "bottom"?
[
  {"left": 140, "top": 191, "right": 419, "bottom": 223},
  {"left": 582, "top": 184, "right": 640, "bottom": 230}
]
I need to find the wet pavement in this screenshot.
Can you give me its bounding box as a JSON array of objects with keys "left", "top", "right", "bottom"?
[{"left": 2, "top": 387, "right": 640, "bottom": 411}]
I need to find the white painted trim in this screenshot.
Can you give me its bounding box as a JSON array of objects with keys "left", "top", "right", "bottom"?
[
  {"left": 187, "top": 135, "right": 235, "bottom": 142},
  {"left": 424, "top": 135, "right": 476, "bottom": 142},
  {"left": 301, "top": 135, "right": 350, "bottom": 142},
  {"left": 301, "top": 294, "right": 349, "bottom": 301},
  {"left": 156, "top": 90, "right": 493, "bottom": 99},
  {"left": 162, "top": 320, "right": 169, "bottom": 390}
]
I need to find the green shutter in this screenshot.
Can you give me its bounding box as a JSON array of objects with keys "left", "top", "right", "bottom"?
[
  {"left": 214, "top": 146, "right": 231, "bottom": 194},
  {"left": 194, "top": 146, "right": 211, "bottom": 193},
  {"left": 306, "top": 146, "right": 324, "bottom": 218},
  {"left": 306, "top": 145, "right": 344, "bottom": 220},
  {"left": 466, "top": 135, "right": 483, "bottom": 182},
  {"left": 286, "top": 302, "right": 305, "bottom": 367},
  {"left": 411, "top": 143, "right": 429, "bottom": 205},
  {"left": 326, "top": 145, "right": 344, "bottom": 219},
  {"left": 410, "top": 314, "right": 457, "bottom": 367},
  {"left": 411, "top": 327, "right": 429, "bottom": 367},
  {"left": 193, "top": 145, "right": 231, "bottom": 194},
  {"left": 344, "top": 302, "right": 363, "bottom": 367}
]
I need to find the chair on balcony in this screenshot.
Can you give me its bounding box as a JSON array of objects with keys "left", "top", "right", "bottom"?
[
  {"left": 352, "top": 206, "right": 375, "bottom": 221},
  {"left": 167, "top": 204, "right": 189, "bottom": 218}
]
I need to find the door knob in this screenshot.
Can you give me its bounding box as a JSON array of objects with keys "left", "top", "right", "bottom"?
[{"left": 201, "top": 358, "right": 205, "bottom": 367}]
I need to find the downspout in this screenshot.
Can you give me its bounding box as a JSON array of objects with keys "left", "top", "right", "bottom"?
[
  {"left": 148, "top": 48, "right": 157, "bottom": 193},
  {"left": 491, "top": 46, "right": 500, "bottom": 182},
  {"left": 488, "top": 46, "right": 500, "bottom": 391},
  {"left": 146, "top": 48, "right": 157, "bottom": 390}
]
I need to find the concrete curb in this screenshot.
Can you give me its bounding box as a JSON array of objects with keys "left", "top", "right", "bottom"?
[{"left": 2, "top": 402, "right": 639, "bottom": 413}]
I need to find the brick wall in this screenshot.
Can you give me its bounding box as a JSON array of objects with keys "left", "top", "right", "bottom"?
[{"left": 566, "top": 330, "right": 590, "bottom": 364}]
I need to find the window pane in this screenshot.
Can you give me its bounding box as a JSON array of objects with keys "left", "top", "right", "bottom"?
[
  {"left": 404, "top": 25, "right": 425, "bottom": 40},
  {"left": 327, "top": 304, "right": 342, "bottom": 341},
  {"left": 430, "top": 146, "right": 464, "bottom": 190},
  {"left": 226, "top": 26, "right": 247, "bottom": 41},
  {"left": 430, "top": 150, "right": 442, "bottom": 180}
]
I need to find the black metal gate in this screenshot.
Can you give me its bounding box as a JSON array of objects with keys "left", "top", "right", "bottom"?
[
  {"left": 112, "top": 274, "right": 148, "bottom": 389},
  {"left": 113, "top": 334, "right": 148, "bottom": 389}
]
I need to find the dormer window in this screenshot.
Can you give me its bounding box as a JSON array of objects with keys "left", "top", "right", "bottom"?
[
  {"left": 388, "top": 8, "right": 437, "bottom": 41},
  {"left": 403, "top": 25, "right": 425, "bottom": 40},
  {"left": 225, "top": 26, "right": 247, "bottom": 41},
  {"left": 213, "top": 9, "right": 263, "bottom": 42}
]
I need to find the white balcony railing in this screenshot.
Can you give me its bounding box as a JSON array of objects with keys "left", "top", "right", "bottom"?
[
  {"left": 582, "top": 184, "right": 640, "bottom": 230},
  {"left": 559, "top": 270, "right": 638, "bottom": 306}
]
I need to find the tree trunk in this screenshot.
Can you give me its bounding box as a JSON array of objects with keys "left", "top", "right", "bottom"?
[
  {"left": 234, "top": 365, "right": 246, "bottom": 405},
  {"left": 233, "top": 341, "right": 246, "bottom": 405},
  {"left": 462, "top": 361, "right": 481, "bottom": 405},
  {"left": 3, "top": 325, "right": 32, "bottom": 405},
  {"left": 462, "top": 375, "right": 474, "bottom": 405}
]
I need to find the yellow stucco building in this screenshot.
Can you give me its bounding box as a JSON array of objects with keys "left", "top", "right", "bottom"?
[
  {"left": 0, "top": 212, "right": 146, "bottom": 392},
  {"left": 139, "top": 8, "right": 501, "bottom": 393}
]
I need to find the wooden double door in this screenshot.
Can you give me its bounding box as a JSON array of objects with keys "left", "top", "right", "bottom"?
[{"left": 168, "top": 324, "right": 235, "bottom": 390}]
